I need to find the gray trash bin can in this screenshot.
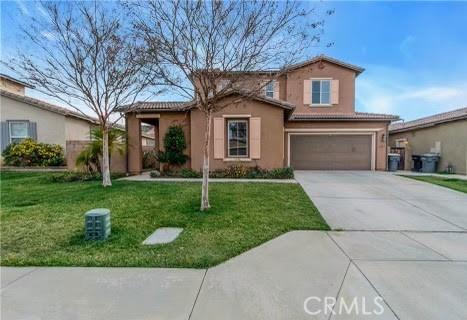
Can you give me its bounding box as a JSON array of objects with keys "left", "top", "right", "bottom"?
[
  {"left": 388, "top": 153, "right": 400, "bottom": 172},
  {"left": 420, "top": 153, "right": 440, "bottom": 173}
]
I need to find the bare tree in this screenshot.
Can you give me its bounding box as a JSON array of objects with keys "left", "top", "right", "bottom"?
[
  {"left": 130, "top": 0, "right": 331, "bottom": 210},
  {"left": 4, "top": 1, "right": 156, "bottom": 186}
]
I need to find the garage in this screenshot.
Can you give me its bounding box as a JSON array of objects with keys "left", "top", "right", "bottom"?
[{"left": 289, "top": 134, "right": 373, "bottom": 170}]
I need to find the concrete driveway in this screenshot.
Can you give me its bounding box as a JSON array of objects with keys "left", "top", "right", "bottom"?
[{"left": 295, "top": 171, "right": 467, "bottom": 231}]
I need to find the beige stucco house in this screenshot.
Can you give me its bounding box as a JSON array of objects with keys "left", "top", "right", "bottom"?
[
  {"left": 0, "top": 74, "right": 154, "bottom": 171},
  {"left": 120, "top": 55, "right": 399, "bottom": 174},
  {"left": 389, "top": 107, "right": 467, "bottom": 175}
]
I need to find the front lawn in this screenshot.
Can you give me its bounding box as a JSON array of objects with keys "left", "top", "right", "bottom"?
[
  {"left": 0, "top": 172, "right": 328, "bottom": 268},
  {"left": 403, "top": 175, "right": 467, "bottom": 193}
]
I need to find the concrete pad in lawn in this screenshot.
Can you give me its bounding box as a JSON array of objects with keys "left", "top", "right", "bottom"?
[
  {"left": 312, "top": 198, "right": 461, "bottom": 231},
  {"left": 328, "top": 231, "right": 446, "bottom": 260},
  {"left": 190, "top": 231, "right": 350, "bottom": 320},
  {"left": 404, "top": 232, "right": 467, "bottom": 260},
  {"left": 1, "top": 267, "right": 205, "bottom": 320},
  {"left": 330, "top": 264, "right": 397, "bottom": 320},
  {"left": 404, "top": 199, "right": 467, "bottom": 230},
  {"left": 1, "top": 267, "right": 36, "bottom": 289},
  {"left": 355, "top": 261, "right": 467, "bottom": 320}
]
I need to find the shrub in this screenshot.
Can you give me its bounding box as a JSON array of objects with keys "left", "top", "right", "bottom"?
[
  {"left": 264, "top": 167, "right": 294, "bottom": 179},
  {"left": 180, "top": 168, "right": 201, "bottom": 178},
  {"left": 156, "top": 125, "right": 189, "bottom": 168},
  {"left": 76, "top": 127, "right": 125, "bottom": 173},
  {"left": 49, "top": 171, "right": 125, "bottom": 183},
  {"left": 2, "top": 139, "right": 65, "bottom": 167},
  {"left": 143, "top": 150, "right": 158, "bottom": 169},
  {"left": 150, "top": 170, "right": 161, "bottom": 178},
  {"left": 209, "top": 164, "right": 294, "bottom": 179}
]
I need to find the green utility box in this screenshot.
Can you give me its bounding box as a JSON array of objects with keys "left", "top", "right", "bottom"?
[{"left": 85, "top": 208, "right": 111, "bottom": 240}]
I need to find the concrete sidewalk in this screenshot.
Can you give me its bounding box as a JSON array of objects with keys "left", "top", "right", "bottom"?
[{"left": 2, "top": 230, "right": 467, "bottom": 320}]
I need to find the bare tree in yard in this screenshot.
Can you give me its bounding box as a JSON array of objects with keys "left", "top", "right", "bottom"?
[
  {"left": 130, "top": 0, "right": 331, "bottom": 210},
  {"left": 4, "top": 2, "right": 156, "bottom": 186}
]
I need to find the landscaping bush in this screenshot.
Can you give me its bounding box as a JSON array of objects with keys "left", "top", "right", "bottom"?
[
  {"left": 143, "top": 150, "right": 158, "bottom": 169},
  {"left": 150, "top": 170, "right": 161, "bottom": 178},
  {"left": 49, "top": 171, "right": 125, "bottom": 183},
  {"left": 149, "top": 164, "right": 294, "bottom": 179},
  {"left": 180, "top": 168, "right": 202, "bottom": 178},
  {"left": 156, "top": 125, "right": 189, "bottom": 169},
  {"left": 210, "top": 164, "right": 294, "bottom": 179},
  {"left": 2, "top": 139, "right": 65, "bottom": 167},
  {"left": 264, "top": 167, "right": 294, "bottom": 179}
]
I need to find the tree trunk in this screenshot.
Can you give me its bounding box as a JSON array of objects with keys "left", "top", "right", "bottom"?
[
  {"left": 200, "top": 111, "right": 212, "bottom": 211},
  {"left": 102, "top": 126, "right": 112, "bottom": 187}
]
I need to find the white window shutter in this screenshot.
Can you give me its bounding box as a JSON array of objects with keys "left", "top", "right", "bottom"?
[
  {"left": 250, "top": 117, "right": 261, "bottom": 159},
  {"left": 303, "top": 80, "right": 311, "bottom": 105},
  {"left": 273, "top": 81, "right": 280, "bottom": 99},
  {"left": 331, "top": 79, "right": 339, "bottom": 104},
  {"left": 213, "top": 117, "right": 224, "bottom": 159}
]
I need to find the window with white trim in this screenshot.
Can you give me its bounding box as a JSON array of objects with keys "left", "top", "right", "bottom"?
[
  {"left": 227, "top": 119, "right": 248, "bottom": 157},
  {"left": 265, "top": 80, "right": 275, "bottom": 98},
  {"left": 9, "top": 121, "right": 29, "bottom": 143},
  {"left": 311, "top": 80, "right": 330, "bottom": 105}
]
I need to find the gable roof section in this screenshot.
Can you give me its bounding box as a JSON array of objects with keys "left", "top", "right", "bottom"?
[
  {"left": 389, "top": 107, "right": 467, "bottom": 133},
  {"left": 117, "top": 89, "right": 295, "bottom": 114},
  {"left": 285, "top": 55, "right": 365, "bottom": 75},
  {"left": 1, "top": 89, "right": 96, "bottom": 123},
  {"left": 290, "top": 112, "right": 399, "bottom": 122}
]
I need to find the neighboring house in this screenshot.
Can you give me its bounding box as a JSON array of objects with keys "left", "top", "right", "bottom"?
[
  {"left": 389, "top": 107, "right": 467, "bottom": 175},
  {"left": 118, "top": 55, "right": 399, "bottom": 174},
  {"left": 0, "top": 74, "right": 154, "bottom": 171}
]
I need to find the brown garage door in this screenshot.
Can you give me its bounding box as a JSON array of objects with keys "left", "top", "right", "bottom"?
[{"left": 290, "top": 134, "right": 372, "bottom": 170}]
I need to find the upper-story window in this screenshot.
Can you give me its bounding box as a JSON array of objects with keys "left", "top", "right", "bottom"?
[
  {"left": 311, "top": 80, "right": 331, "bottom": 105},
  {"left": 9, "top": 121, "right": 29, "bottom": 143},
  {"left": 265, "top": 80, "right": 275, "bottom": 98}
]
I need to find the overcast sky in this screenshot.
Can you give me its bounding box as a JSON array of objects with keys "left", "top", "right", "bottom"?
[{"left": 1, "top": 1, "right": 466, "bottom": 121}]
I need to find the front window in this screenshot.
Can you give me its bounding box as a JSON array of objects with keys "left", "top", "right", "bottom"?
[
  {"left": 9, "top": 121, "right": 29, "bottom": 143},
  {"left": 265, "top": 81, "right": 275, "bottom": 98},
  {"left": 227, "top": 119, "right": 248, "bottom": 157},
  {"left": 311, "top": 80, "right": 330, "bottom": 105}
]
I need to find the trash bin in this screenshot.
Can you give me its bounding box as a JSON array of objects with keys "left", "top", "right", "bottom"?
[
  {"left": 412, "top": 155, "right": 422, "bottom": 172},
  {"left": 420, "top": 153, "right": 440, "bottom": 173},
  {"left": 388, "top": 153, "right": 400, "bottom": 172}
]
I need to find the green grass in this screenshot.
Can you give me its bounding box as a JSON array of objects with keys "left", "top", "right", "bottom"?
[
  {"left": 0, "top": 172, "right": 328, "bottom": 268},
  {"left": 403, "top": 175, "right": 467, "bottom": 194}
]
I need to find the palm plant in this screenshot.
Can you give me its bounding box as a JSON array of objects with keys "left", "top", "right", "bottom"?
[{"left": 76, "top": 128, "right": 125, "bottom": 173}]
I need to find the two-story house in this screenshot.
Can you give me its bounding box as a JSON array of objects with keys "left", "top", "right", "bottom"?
[{"left": 120, "top": 55, "right": 399, "bottom": 173}]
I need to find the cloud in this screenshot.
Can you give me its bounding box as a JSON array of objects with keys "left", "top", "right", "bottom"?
[
  {"left": 356, "top": 65, "right": 467, "bottom": 120},
  {"left": 15, "top": 0, "right": 29, "bottom": 16}
]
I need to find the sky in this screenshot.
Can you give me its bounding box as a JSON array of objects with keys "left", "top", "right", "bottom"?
[{"left": 1, "top": 1, "right": 467, "bottom": 121}]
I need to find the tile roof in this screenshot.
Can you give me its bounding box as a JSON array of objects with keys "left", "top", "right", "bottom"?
[
  {"left": 286, "top": 55, "right": 365, "bottom": 75},
  {"left": 117, "top": 101, "right": 191, "bottom": 112},
  {"left": 117, "top": 89, "right": 295, "bottom": 113},
  {"left": 290, "top": 112, "right": 399, "bottom": 121},
  {"left": 389, "top": 107, "right": 467, "bottom": 133},
  {"left": 0, "top": 89, "right": 96, "bottom": 123}
]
